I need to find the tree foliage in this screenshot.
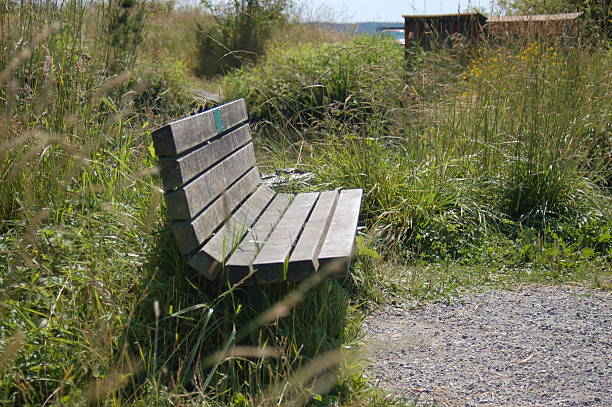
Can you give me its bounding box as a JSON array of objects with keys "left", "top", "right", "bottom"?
[{"left": 105, "top": 0, "right": 149, "bottom": 71}]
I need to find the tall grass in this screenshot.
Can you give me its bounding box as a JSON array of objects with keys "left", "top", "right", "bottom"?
[
  {"left": 1, "top": 3, "right": 611, "bottom": 406},
  {"left": 0, "top": 0, "right": 192, "bottom": 223},
  {"left": 1, "top": 3, "right": 391, "bottom": 406},
  {"left": 226, "top": 36, "right": 611, "bottom": 263},
  {"left": 141, "top": 2, "right": 213, "bottom": 75},
  {"left": 451, "top": 43, "right": 611, "bottom": 220},
  {"left": 223, "top": 35, "right": 405, "bottom": 136}
]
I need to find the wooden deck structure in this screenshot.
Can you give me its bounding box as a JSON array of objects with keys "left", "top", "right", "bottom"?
[
  {"left": 487, "top": 12, "right": 583, "bottom": 38},
  {"left": 152, "top": 99, "right": 362, "bottom": 284}
]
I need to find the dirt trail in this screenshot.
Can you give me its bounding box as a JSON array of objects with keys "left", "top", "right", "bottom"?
[{"left": 363, "top": 286, "right": 611, "bottom": 406}]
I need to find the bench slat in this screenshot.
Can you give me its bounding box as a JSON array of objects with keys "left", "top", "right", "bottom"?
[
  {"left": 188, "top": 186, "right": 276, "bottom": 279},
  {"left": 159, "top": 124, "right": 252, "bottom": 192},
  {"left": 203, "top": 186, "right": 276, "bottom": 260},
  {"left": 287, "top": 190, "right": 340, "bottom": 280},
  {"left": 226, "top": 193, "right": 292, "bottom": 281},
  {"left": 165, "top": 143, "right": 256, "bottom": 221},
  {"left": 252, "top": 192, "right": 320, "bottom": 283},
  {"left": 317, "top": 189, "right": 362, "bottom": 276},
  {"left": 171, "top": 167, "right": 261, "bottom": 255},
  {"left": 152, "top": 99, "right": 248, "bottom": 156}
]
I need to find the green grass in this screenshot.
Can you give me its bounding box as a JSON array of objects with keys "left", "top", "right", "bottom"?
[
  {"left": 1, "top": 3, "right": 611, "bottom": 406},
  {"left": 231, "top": 37, "right": 611, "bottom": 290},
  {"left": 222, "top": 35, "right": 405, "bottom": 136}
]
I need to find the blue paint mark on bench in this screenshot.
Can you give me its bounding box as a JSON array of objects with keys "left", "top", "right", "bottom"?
[{"left": 213, "top": 109, "right": 224, "bottom": 133}]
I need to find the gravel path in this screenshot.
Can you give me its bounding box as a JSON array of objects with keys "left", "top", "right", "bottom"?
[{"left": 363, "top": 286, "right": 612, "bottom": 406}]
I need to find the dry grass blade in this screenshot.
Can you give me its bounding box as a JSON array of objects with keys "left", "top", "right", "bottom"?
[
  {"left": 0, "top": 22, "right": 61, "bottom": 83},
  {"left": 92, "top": 71, "right": 132, "bottom": 101},
  {"left": 83, "top": 359, "right": 142, "bottom": 403},
  {"left": 0, "top": 331, "right": 25, "bottom": 374},
  {"left": 113, "top": 167, "right": 159, "bottom": 194},
  {"left": 6, "top": 131, "right": 78, "bottom": 182},
  {"left": 257, "top": 349, "right": 345, "bottom": 406},
  {"left": 0, "top": 132, "right": 36, "bottom": 161},
  {"left": 205, "top": 345, "right": 280, "bottom": 365},
  {"left": 255, "top": 267, "right": 333, "bottom": 326}
]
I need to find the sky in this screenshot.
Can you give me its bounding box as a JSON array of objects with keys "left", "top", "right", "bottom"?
[{"left": 300, "top": 0, "right": 496, "bottom": 22}]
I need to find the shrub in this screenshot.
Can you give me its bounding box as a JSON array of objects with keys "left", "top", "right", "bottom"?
[
  {"left": 103, "top": 0, "right": 149, "bottom": 72},
  {"left": 495, "top": 0, "right": 611, "bottom": 37},
  {"left": 222, "top": 35, "right": 405, "bottom": 136}
]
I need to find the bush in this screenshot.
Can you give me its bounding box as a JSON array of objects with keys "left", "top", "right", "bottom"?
[
  {"left": 104, "top": 0, "right": 149, "bottom": 72},
  {"left": 495, "top": 0, "right": 611, "bottom": 37},
  {"left": 222, "top": 35, "right": 405, "bottom": 135}
]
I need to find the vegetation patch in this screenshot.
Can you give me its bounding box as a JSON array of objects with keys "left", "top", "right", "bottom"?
[
  {"left": 243, "top": 36, "right": 611, "bottom": 290},
  {"left": 0, "top": 1, "right": 610, "bottom": 406},
  {"left": 223, "top": 35, "right": 404, "bottom": 135}
]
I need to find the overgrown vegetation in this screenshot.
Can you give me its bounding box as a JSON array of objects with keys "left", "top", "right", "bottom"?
[
  {"left": 196, "top": 0, "right": 290, "bottom": 76},
  {"left": 226, "top": 37, "right": 610, "bottom": 279},
  {"left": 223, "top": 35, "right": 404, "bottom": 132},
  {"left": 1, "top": 0, "right": 611, "bottom": 406}
]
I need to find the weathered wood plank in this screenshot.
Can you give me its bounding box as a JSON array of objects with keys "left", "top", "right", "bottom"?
[
  {"left": 317, "top": 189, "right": 362, "bottom": 276},
  {"left": 225, "top": 193, "right": 292, "bottom": 282},
  {"left": 152, "top": 99, "right": 248, "bottom": 156},
  {"left": 187, "top": 186, "right": 276, "bottom": 279},
  {"left": 171, "top": 167, "right": 261, "bottom": 255},
  {"left": 204, "top": 186, "right": 276, "bottom": 261},
  {"left": 165, "top": 143, "right": 256, "bottom": 221},
  {"left": 251, "top": 192, "right": 320, "bottom": 283},
  {"left": 286, "top": 191, "right": 339, "bottom": 281},
  {"left": 159, "top": 124, "right": 252, "bottom": 192}
]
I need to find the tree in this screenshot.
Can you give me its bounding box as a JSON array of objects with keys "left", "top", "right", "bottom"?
[{"left": 105, "top": 0, "right": 149, "bottom": 71}]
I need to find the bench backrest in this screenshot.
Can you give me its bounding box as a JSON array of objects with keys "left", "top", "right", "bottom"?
[{"left": 151, "top": 99, "right": 262, "bottom": 256}]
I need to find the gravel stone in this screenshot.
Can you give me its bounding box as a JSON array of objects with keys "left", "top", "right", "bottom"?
[{"left": 363, "top": 286, "right": 612, "bottom": 406}]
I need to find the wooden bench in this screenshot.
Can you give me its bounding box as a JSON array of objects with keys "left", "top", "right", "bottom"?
[{"left": 151, "top": 99, "right": 362, "bottom": 284}]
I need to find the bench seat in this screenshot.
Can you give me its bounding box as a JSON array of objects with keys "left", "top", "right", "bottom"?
[{"left": 152, "top": 99, "right": 362, "bottom": 284}]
